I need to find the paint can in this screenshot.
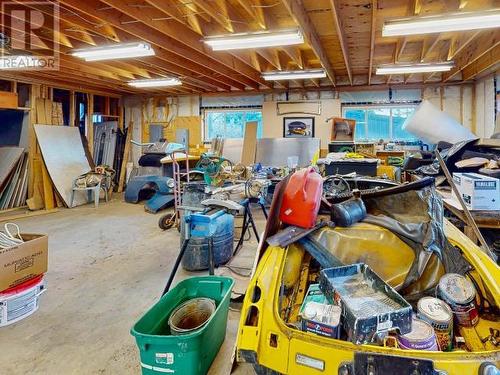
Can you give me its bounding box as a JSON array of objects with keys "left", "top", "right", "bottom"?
[
  {"left": 168, "top": 297, "right": 216, "bottom": 335},
  {"left": 417, "top": 297, "right": 453, "bottom": 351},
  {"left": 300, "top": 301, "right": 342, "bottom": 338},
  {"left": 397, "top": 318, "right": 439, "bottom": 351},
  {"left": 0, "top": 275, "right": 45, "bottom": 327},
  {"left": 437, "top": 273, "right": 478, "bottom": 327}
]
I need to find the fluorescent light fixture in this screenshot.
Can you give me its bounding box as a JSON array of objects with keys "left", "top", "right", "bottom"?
[
  {"left": 71, "top": 42, "right": 155, "bottom": 61},
  {"left": 262, "top": 69, "right": 326, "bottom": 81},
  {"left": 204, "top": 29, "right": 303, "bottom": 51},
  {"left": 128, "top": 78, "right": 182, "bottom": 88},
  {"left": 0, "top": 55, "right": 46, "bottom": 69},
  {"left": 376, "top": 62, "right": 454, "bottom": 75},
  {"left": 383, "top": 9, "right": 500, "bottom": 36}
]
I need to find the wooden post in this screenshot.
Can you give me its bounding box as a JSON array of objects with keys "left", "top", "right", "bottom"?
[
  {"left": 69, "top": 90, "right": 75, "bottom": 126},
  {"left": 439, "top": 86, "right": 444, "bottom": 111},
  {"left": 471, "top": 83, "right": 476, "bottom": 135},
  {"left": 459, "top": 85, "right": 464, "bottom": 125},
  {"left": 27, "top": 83, "right": 38, "bottom": 198},
  {"left": 87, "top": 93, "right": 94, "bottom": 157}
]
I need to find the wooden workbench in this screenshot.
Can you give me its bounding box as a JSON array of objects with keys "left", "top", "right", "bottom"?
[{"left": 160, "top": 154, "right": 200, "bottom": 164}]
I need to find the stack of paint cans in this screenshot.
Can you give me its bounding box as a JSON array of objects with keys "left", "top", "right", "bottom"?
[
  {"left": 417, "top": 297, "right": 453, "bottom": 351},
  {"left": 437, "top": 273, "right": 479, "bottom": 327},
  {"left": 396, "top": 318, "right": 438, "bottom": 351}
]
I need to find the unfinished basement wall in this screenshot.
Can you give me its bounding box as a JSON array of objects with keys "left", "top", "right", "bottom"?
[
  {"left": 422, "top": 85, "right": 474, "bottom": 131},
  {"left": 474, "top": 72, "right": 498, "bottom": 138},
  {"left": 261, "top": 94, "right": 341, "bottom": 153}
]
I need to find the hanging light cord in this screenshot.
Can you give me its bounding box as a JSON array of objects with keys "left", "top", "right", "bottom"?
[{"left": 0, "top": 223, "right": 24, "bottom": 249}]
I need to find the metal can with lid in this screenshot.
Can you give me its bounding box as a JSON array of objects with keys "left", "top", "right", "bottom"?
[
  {"left": 417, "top": 297, "right": 453, "bottom": 351},
  {"left": 437, "top": 273, "right": 478, "bottom": 327},
  {"left": 397, "top": 318, "right": 439, "bottom": 351}
]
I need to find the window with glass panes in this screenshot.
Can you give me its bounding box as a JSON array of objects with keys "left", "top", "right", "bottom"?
[
  {"left": 204, "top": 109, "right": 263, "bottom": 140},
  {"left": 342, "top": 106, "right": 418, "bottom": 142}
]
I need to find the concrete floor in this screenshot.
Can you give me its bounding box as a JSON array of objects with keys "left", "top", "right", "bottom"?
[{"left": 0, "top": 198, "right": 260, "bottom": 375}]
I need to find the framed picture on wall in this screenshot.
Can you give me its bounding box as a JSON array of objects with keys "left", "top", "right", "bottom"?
[{"left": 283, "top": 117, "right": 315, "bottom": 138}]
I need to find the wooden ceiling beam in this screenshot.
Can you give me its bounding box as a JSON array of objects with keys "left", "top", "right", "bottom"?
[
  {"left": 234, "top": 0, "right": 266, "bottom": 29},
  {"left": 462, "top": 43, "right": 500, "bottom": 81},
  {"left": 189, "top": 0, "right": 233, "bottom": 32},
  {"left": 144, "top": 0, "right": 187, "bottom": 25},
  {"left": 0, "top": 72, "right": 126, "bottom": 96},
  {"left": 447, "top": 31, "right": 481, "bottom": 61},
  {"left": 329, "top": 0, "right": 352, "bottom": 85},
  {"left": 281, "top": 0, "right": 336, "bottom": 86},
  {"left": 56, "top": 1, "right": 248, "bottom": 91},
  {"left": 72, "top": 0, "right": 267, "bottom": 89},
  {"left": 282, "top": 46, "right": 303, "bottom": 68},
  {"left": 368, "top": 0, "right": 377, "bottom": 85},
  {"left": 443, "top": 30, "right": 500, "bottom": 82}
]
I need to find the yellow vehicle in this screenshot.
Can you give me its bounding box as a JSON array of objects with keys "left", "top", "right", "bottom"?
[{"left": 236, "top": 180, "right": 500, "bottom": 375}]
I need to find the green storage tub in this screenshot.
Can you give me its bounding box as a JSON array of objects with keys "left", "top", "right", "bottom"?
[{"left": 131, "top": 276, "right": 234, "bottom": 375}]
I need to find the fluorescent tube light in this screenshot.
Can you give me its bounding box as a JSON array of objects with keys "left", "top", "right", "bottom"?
[
  {"left": 71, "top": 42, "right": 155, "bottom": 61},
  {"left": 0, "top": 55, "right": 47, "bottom": 69},
  {"left": 128, "top": 78, "right": 182, "bottom": 88},
  {"left": 204, "top": 29, "right": 303, "bottom": 51},
  {"left": 262, "top": 69, "right": 326, "bottom": 81},
  {"left": 383, "top": 9, "right": 500, "bottom": 36},
  {"left": 376, "top": 62, "right": 454, "bottom": 75}
]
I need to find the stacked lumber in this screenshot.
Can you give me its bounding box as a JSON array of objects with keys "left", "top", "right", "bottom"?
[
  {"left": 27, "top": 98, "right": 65, "bottom": 210},
  {"left": 0, "top": 147, "right": 28, "bottom": 209}
]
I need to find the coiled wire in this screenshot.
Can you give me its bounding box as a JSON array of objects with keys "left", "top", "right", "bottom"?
[{"left": 0, "top": 223, "right": 24, "bottom": 249}]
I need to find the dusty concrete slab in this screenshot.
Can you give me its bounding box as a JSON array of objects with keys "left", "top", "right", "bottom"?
[{"left": 0, "top": 199, "right": 263, "bottom": 375}]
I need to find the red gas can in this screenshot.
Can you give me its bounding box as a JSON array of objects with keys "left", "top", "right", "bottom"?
[{"left": 279, "top": 167, "right": 323, "bottom": 229}]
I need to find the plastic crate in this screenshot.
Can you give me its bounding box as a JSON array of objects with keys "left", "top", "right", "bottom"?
[
  {"left": 131, "top": 276, "right": 234, "bottom": 375},
  {"left": 325, "top": 160, "right": 378, "bottom": 176}
]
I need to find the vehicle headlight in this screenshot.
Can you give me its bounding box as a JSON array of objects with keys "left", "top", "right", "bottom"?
[{"left": 479, "top": 362, "right": 499, "bottom": 375}]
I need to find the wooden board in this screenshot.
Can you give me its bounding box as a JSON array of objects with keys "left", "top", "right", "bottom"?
[
  {"left": 163, "top": 116, "right": 202, "bottom": 147},
  {"left": 241, "top": 121, "right": 258, "bottom": 166},
  {"left": 0, "top": 91, "right": 18, "bottom": 109},
  {"left": 0, "top": 147, "right": 23, "bottom": 189},
  {"left": 34, "top": 125, "right": 91, "bottom": 207}
]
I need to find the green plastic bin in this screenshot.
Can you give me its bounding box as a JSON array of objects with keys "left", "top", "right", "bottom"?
[{"left": 131, "top": 276, "right": 234, "bottom": 375}]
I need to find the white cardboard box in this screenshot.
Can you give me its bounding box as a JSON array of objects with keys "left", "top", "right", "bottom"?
[{"left": 452, "top": 173, "right": 500, "bottom": 211}]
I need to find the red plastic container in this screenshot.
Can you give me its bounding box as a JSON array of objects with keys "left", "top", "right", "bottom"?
[{"left": 279, "top": 167, "right": 323, "bottom": 229}]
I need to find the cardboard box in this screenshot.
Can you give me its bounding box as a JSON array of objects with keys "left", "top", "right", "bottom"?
[
  {"left": 453, "top": 173, "right": 500, "bottom": 211},
  {"left": 0, "top": 234, "right": 48, "bottom": 292}
]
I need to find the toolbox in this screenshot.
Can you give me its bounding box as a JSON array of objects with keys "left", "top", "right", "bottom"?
[{"left": 319, "top": 263, "right": 412, "bottom": 344}]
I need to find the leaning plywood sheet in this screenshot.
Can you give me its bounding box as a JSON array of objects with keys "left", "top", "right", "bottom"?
[
  {"left": 34, "top": 125, "right": 91, "bottom": 207},
  {"left": 0, "top": 147, "right": 23, "bottom": 190}
]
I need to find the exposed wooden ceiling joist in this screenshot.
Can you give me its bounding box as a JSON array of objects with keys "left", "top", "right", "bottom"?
[
  {"left": 0, "top": 0, "right": 496, "bottom": 94},
  {"left": 281, "top": 0, "right": 336, "bottom": 86},
  {"left": 329, "top": 0, "right": 352, "bottom": 85},
  {"left": 443, "top": 30, "right": 500, "bottom": 82}
]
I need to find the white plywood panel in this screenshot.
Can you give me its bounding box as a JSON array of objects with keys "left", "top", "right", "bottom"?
[
  {"left": 462, "top": 85, "right": 473, "bottom": 131},
  {"left": 475, "top": 81, "right": 486, "bottom": 137},
  {"left": 34, "top": 125, "right": 91, "bottom": 207},
  {"left": 484, "top": 78, "right": 495, "bottom": 137},
  {"left": 443, "top": 86, "right": 461, "bottom": 124}
]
